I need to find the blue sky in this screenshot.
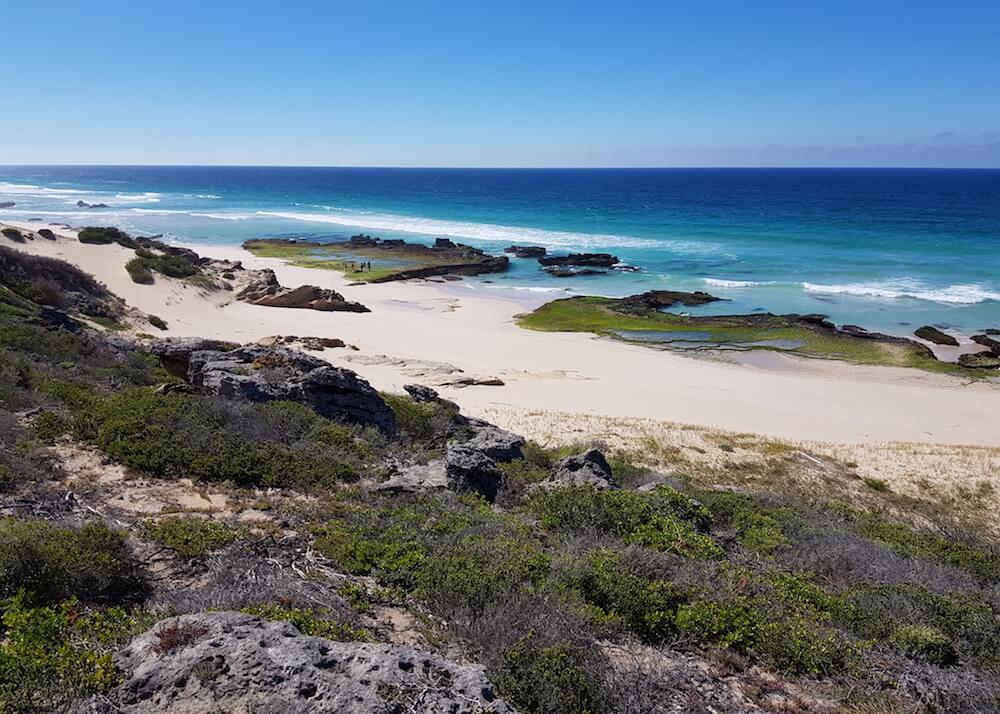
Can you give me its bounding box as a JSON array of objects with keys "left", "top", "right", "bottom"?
[{"left": 3, "top": 0, "right": 998, "bottom": 167}]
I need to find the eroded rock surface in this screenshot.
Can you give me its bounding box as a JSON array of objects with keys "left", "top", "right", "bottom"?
[
  {"left": 237, "top": 269, "right": 370, "bottom": 312},
  {"left": 546, "top": 449, "right": 616, "bottom": 489},
  {"left": 915, "top": 325, "right": 960, "bottom": 346},
  {"left": 93, "top": 612, "right": 516, "bottom": 714}
]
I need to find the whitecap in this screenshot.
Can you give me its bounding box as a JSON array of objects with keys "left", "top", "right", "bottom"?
[
  {"left": 802, "top": 279, "right": 1000, "bottom": 305},
  {"left": 703, "top": 278, "right": 762, "bottom": 288}
]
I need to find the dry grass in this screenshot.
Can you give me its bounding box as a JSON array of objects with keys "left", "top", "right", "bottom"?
[{"left": 473, "top": 406, "right": 1000, "bottom": 538}]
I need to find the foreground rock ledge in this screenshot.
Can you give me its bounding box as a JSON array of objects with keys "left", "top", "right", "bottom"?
[{"left": 79, "top": 612, "right": 516, "bottom": 714}]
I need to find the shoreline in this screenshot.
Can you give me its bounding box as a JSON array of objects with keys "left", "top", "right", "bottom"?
[{"left": 3, "top": 219, "right": 999, "bottom": 447}]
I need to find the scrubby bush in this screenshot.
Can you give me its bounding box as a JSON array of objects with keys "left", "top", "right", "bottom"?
[
  {"left": 496, "top": 634, "right": 600, "bottom": 714},
  {"left": 695, "top": 490, "right": 791, "bottom": 554},
  {"left": 77, "top": 226, "right": 135, "bottom": 247},
  {"left": 126, "top": 248, "right": 200, "bottom": 284},
  {"left": 528, "top": 485, "right": 720, "bottom": 558},
  {"left": 240, "top": 603, "right": 368, "bottom": 641},
  {"left": 890, "top": 625, "right": 958, "bottom": 666},
  {"left": 125, "top": 257, "right": 154, "bottom": 284},
  {"left": 81, "top": 389, "right": 375, "bottom": 488},
  {"left": 143, "top": 517, "right": 242, "bottom": 558},
  {"left": 380, "top": 392, "right": 459, "bottom": 446},
  {"left": 0, "top": 519, "right": 147, "bottom": 606}
]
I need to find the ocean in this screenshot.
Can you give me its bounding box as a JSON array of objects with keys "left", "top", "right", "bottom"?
[{"left": 1, "top": 166, "right": 998, "bottom": 336}]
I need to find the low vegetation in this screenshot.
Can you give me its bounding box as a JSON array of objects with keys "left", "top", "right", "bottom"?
[
  {"left": 0, "top": 248, "right": 997, "bottom": 713},
  {"left": 519, "top": 295, "right": 964, "bottom": 373}
]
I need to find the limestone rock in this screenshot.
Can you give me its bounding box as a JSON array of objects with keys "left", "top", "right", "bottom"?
[
  {"left": 237, "top": 269, "right": 369, "bottom": 312},
  {"left": 915, "top": 326, "right": 959, "bottom": 346},
  {"left": 463, "top": 425, "right": 525, "bottom": 463},
  {"left": 148, "top": 337, "right": 240, "bottom": 379},
  {"left": 958, "top": 352, "right": 1000, "bottom": 369},
  {"left": 94, "top": 612, "right": 515, "bottom": 714},
  {"left": 375, "top": 460, "right": 448, "bottom": 494},
  {"left": 446, "top": 443, "right": 503, "bottom": 501},
  {"left": 547, "top": 449, "right": 616, "bottom": 489},
  {"left": 187, "top": 346, "right": 396, "bottom": 431}
]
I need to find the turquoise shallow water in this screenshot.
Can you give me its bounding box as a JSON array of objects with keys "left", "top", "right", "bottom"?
[{"left": 1, "top": 166, "right": 998, "bottom": 336}]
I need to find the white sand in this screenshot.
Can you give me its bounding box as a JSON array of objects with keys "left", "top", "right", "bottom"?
[{"left": 5, "top": 220, "right": 999, "bottom": 447}]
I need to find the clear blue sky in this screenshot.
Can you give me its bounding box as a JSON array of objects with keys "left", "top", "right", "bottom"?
[{"left": 3, "top": 0, "right": 998, "bottom": 167}]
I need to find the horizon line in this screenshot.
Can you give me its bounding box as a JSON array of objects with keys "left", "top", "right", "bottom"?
[{"left": 2, "top": 163, "right": 1000, "bottom": 171}]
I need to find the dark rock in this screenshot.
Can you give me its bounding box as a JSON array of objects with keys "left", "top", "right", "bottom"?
[
  {"left": 971, "top": 334, "right": 1000, "bottom": 355},
  {"left": 76, "top": 200, "right": 109, "bottom": 209},
  {"left": 462, "top": 425, "right": 525, "bottom": 462},
  {"left": 348, "top": 233, "right": 379, "bottom": 246},
  {"left": 403, "top": 384, "right": 441, "bottom": 403},
  {"left": 445, "top": 443, "right": 502, "bottom": 501},
  {"left": 504, "top": 245, "right": 547, "bottom": 258},
  {"left": 985, "top": 328, "right": 1000, "bottom": 336},
  {"left": 0, "top": 201, "right": 14, "bottom": 209},
  {"left": 258, "top": 335, "right": 348, "bottom": 351},
  {"left": 839, "top": 325, "right": 937, "bottom": 359},
  {"left": 915, "top": 326, "right": 960, "bottom": 346},
  {"left": 367, "top": 255, "right": 508, "bottom": 283},
  {"left": 148, "top": 337, "right": 240, "bottom": 379},
  {"left": 547, "top": 449, "right": 616, "bottom": 489},
  {"left": 37, "top": 228, "right": 56, "bottom": 240},
  {"left": 796, "top": 314, "right": 836, "bottom": 329},
  {"left": 438, "top": 376, "right": 505, "bottom": 387},
  {"left": 96, "top": 612, "right": 515, "bottom": 714},
  {"left": 187, "top": 346, "right": 396, "bottom": 431},
  {"left": 433, "top": 237, "right": 457, "bottom": 249},
  {"left": 538, "top": 252, "right": 619, "bottom": 268},
  {"left": 958, "top": 352, "right": 1000, "bottom": 369},
  {"left": 612, "top": 290, "right": 723, "bottom": 315},
  {"left": 236, "top": 269, "right": 370, "bottom": 312}
]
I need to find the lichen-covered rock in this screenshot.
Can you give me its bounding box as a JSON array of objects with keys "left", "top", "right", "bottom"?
[
  {"left": 148, "top": 337, "right": 240, "bottom": 378},
  {"left": 187, "top": 346, "right": 396, "bottom": 431},
  {"left": 547, "top": 449, "right": 616, "bottom": 489},
  {"left": 92, "top": 612, "right": 516, "bottom": 713}
]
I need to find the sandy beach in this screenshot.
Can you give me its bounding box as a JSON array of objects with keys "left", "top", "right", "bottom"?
[{"left": 4, "top": 219, "right": 998, "bottom": 448}]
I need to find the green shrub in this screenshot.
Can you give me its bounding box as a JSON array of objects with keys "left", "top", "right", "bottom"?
[
  {"left": 496, "top": 634, "right": 600, "bottom": 714},
  {"left": 891, "top": 625, "right": 958, "bottom": 666},
  {"left": 77, "top": 227, "right": 135, "bottom": 247},
  {"left": 0, "top": 519, "right": 147, "bottom": 606},
  {"left": 240, "top": 603, "right": 368, "bottom": 641},
  {"left": 528, "top": 485, "right": 720, "bottom": 558},
  {"left": 0, "top": 596, "right": 153, "bottom": 712},
  {"left": 31, "top": 411, "right": 67, "bottom": 442},
  {"left": 125, "top": 257, "right": 154, "bottom": 284},
  {"left": 380, "top": 393, "right": 457, "bottom": 445},
  {"left": 143, "top": 517, "right": 241, "bottom": 558},
  {"left": 695, "top": 490, "right": 791, "bottom": 554},
  {"left": 81, "top": 390, "right": 371, "bottom": 488}
]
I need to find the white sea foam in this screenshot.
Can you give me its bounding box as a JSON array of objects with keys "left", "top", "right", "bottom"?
[
  {"left": 703, "top": 278, "right": 763, "bottom": 288},
  {"left": 802, "top": 279, "right": 1000, "bottom": 305},
  {"left": 0, "top": 181, "right": 90, "bottom": 196},
  {"left": 113, "top": 192, "right": 162, "bottom": 203},
  {"left": 253, "top": 209, "right": 685, "bottom": 251}
]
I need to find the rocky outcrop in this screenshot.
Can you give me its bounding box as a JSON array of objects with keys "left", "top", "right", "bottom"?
[
  {"left": 94, "top": 612, "right": 515, "bottom": 714},
  {"left": 187, "top": 345, "right": 396, "bottom": 431},
  {"left": 148, "top": 337, "right": 240, "bottom": 379},
  {"left": 838, "top": 325, "right": 937, "bottom": 359},
  {"left": 257, "top": 335, "right": 352, "bottom": 351},
  {"left": 376, "top": 460, "right": 448, "bottom": 494},
  {"left": 446, "top": 442, "right": 504, "bottom": 501},
  {"left": 76, "top": 200, "right": 109, "bottom": 209},
  {"left": 367, "top": 256, "right": 509, "bottom": 283},
  {"left": 433, "top": 237, "right": 457, "bottom": 249},
  {"left": 504, "top": 245, "right": 547, "bottom": 258},
  {"left": 539, "top": 252, "right": 619, "bottom": 268},
  {"left": 236, "top": 269, "right": 370, "bottom": 312},
  {"left": 612, "top": 290, "right": 724, "bottom": 314},
  {"left": 37, "top": 228, "right": 56, "bottom": 240},
  {"left": 971, "top": 334, "right": 1000, "bottom": 355},
  {"left": 546, "top": 449, "right": 616, "bottom": 489},
  {"left": 958, "top": 352, "right": 1000, "bottom": 370},
  {"left": 915, "top": 326, "right": 960, "bottom": 346},
  {"left": 462, "top": 424, "right": 525, "bottom": 462},
  {"left": 0, "top": 201, "right": 15, "bottom": 209}
]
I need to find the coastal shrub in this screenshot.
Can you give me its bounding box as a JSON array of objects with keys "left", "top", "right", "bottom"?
[
  {"left": 1, "top": 228, "right": 25, "bottom": 243},
  {"left": 0, "top": 518, "right": 148, "bottom": 606},
  {"left": 125, "top": 257, "right": 154, "bottom": 284},
  {"left": 496, "top": 634, "right": 600, "bottom": 714},
  {"left": 695, "top": 490, "right": 791, "bottom": 554},
  {"left": 838, "top": 507, "right": 1000, "bottom": 581},
  {"left": 0, "top": 596, "right": 154, "bottom": 713},
  {"left": 143, "top": 517, "right": 242, "bottom": 558},
  {"left": 80, "top": 390, "right": 373, "bottom": 488},
  {"left": 77, "top": 226, "right": 136, "bottom": 247},
  {"left": 240, "top": 603, "right": 368, "bottom": 642},
  {"left": 890, "top": 625, "right": 958, "bottom": 666},
  {"left": 527, "top": 485, "right": 720, "bottom": 558},
  {"left": 380, "top": 392, "right": 458, "bottom": 445}
]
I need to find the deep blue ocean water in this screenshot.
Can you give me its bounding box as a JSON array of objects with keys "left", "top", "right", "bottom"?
[{"left": 1, "top": 166, "right": 998, "bottom": 336}]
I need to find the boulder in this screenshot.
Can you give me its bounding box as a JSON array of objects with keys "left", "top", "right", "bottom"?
[
  {"left": 237, "top": 269, "right": 370, "bottom": 312},
  {"left": 96, "top": 612, "right": 515, "bottom": 714},
  {"left": 504, "top": 245, "right": 547, "bottom": 258},
  {"left": 958, "top": 352, "right": 1000, "bottom": 369},
  {"left": 538, "top": 252, "right": 619, "bottom": 268},
  {"left": 433, "top": 237, "right": 457, "bottom": 249},
  {"left": 37, "top": 228, "right": 56, "bottom": 240},
  {"left": 548, "top": 449, "right": 616, "bottom": 489},
  {"left": 76, "top": 200, "right": 109, "bottom": 209},
  {"left": 375, "top": 460, "right": 448, "bottom": 494},
  {"left": 462, "top": 424, "right": 525, "bottom": 463},
  {"left": 611, "top": 290, "right": 722, "bottom": 314},
  {"left": 446, "top": 443, "right": 503, "bottom": 501},
  {"left": 403, "top": 384, "right": 441, "bottom": 403},
  {"left": 971, "top": 334, "right": 1000, "bottom": 355},
  {"left": 187, "top": 346, "right": 396, "bottom": 431},
  {"left": 0, "top": 201, "right": 15, "bottom": 208},
  {"left": 148, "top": 337, "right": 240, "bottom": 379},
  {"left": 915, "top": 325, "right": 959, "bottom": 346}
]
